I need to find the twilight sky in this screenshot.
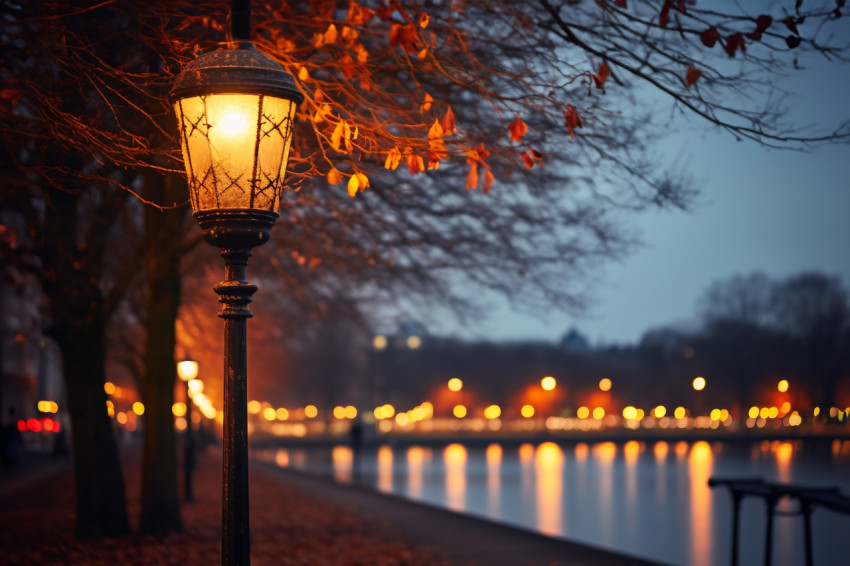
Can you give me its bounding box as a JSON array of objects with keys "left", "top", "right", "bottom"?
[{"left": 433, "top": 41, "right": 850, "bottom": 346}]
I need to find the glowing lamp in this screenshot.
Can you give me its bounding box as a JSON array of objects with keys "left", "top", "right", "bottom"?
[{"left": 177, "top": 359, "right": 199, "bottom": 382}]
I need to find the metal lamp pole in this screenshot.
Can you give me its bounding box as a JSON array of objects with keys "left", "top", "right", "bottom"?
[{"left": 170, "top": 0, "right": 303, "bottom": 563}]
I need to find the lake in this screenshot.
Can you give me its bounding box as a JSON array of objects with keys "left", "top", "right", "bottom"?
[{"left": 257, "top": 438, "right": 850, "bottom": 565}]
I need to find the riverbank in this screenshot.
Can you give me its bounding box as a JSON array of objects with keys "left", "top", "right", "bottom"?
[{"left": 0, "top": 448, "right": 661, "bottom": 566}]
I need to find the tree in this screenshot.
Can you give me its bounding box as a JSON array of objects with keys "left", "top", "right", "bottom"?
[{"left": 2, "top": 0, "right": 849, "bottom": 538}]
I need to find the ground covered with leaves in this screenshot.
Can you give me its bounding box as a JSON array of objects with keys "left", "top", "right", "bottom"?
[{"left": 0, "top": 449, "right": 452, "bottom": 566}]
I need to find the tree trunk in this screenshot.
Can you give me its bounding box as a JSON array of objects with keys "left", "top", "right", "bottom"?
[{"left": 138, "top": 174, "right": 187, "bottom": 535}]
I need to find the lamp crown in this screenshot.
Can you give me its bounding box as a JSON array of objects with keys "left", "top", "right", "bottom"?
[{"left": 170, "top": 42, "right": 304, "bottom": 103}]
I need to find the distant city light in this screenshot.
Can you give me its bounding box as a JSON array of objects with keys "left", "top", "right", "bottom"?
[
  {"left": 406, "top": 335, "right": 422, "bottom": 349},
  {"left": 814, "top": 406, "right": 821, "bottom": 417},
  {"left": 540, "top": 376, "right": 556, "bottom": 391},
  {"left": 484, "top": 405, "right": 501, "bottom": 420},
  {"left": 692, "top": 377, "right": 706, "bottom": 391},
  {"left": 344, "top": 405, "right": 358, "bottom": 419},
  {"left": 188, "top": 379, "right": 203, "bottom": 397},
  {"left": 777, "top": 379, "right": 789, "bottom": 393},
  {"left": 247, "top": 400, "right": 262, "bottom": 414},
  {"left": 452, "top": 404, "right": 467, "bottom": 418},
  {"left": 276, "top": 408, "right": 289, "bottom": 421},
  {"left": 447, "top": 378, "right": 463, "bottom": 392},
  {"left": 654, "top": 405, "right": 667, "bottom": 418},
  {"left": 373, "top": 334, "right": 388, "bottom": 351},
  {"left": 598, "top": 378, "right": 612, "bottom": 392},
  {"left": 673, "top": 407, "right": 686, "bottom": 419},
  {"left": 117, "top": 412, "right": 128, "bottom": 425},
  {"left": 173, "top": 402, "right": 187, "bottom": 417},
  {"left": 132, "top": 402, "right": 145, "bottom": 416},
  {"left": 521, "top": 404, "right": 535, "bottom": 418},
  {"left": 577, "top": 406, "right": 590, "bottom": 419},
  {"left": 263, "top": 407, "right": 277, "bottom": 421},
  {"left": 622, "top": 406, "right": 638, "bottom": 420},
  {"left": 104, "top": 382, "right": 116, "bottom": 395},
  {"left": 304, "top": 404, "right": 318, "bottom": 418},
  {"left": 395, "top": 412, "right": 410, "bottom": 426},
  {"left": 592, "top": 407, "right": 605, "bottom": 420}
]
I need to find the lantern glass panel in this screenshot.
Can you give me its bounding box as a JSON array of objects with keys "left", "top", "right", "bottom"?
[{"left": 174, "top": 93, "right": 296, "bottom": 212}]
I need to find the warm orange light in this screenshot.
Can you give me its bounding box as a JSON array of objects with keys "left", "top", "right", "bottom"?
[
  {"left": 116, "top": 412, "right": 128, "bottom": 425},
  {"left": 276, "top": 408, "right": 289, "bottom": 421},
  {"left": 622, "top": 406, "right": 638, "bottom": 420},
  {"left": 373, "top": 334, "right": 388, "bottom": 351},
  {"left": 344, "top": 405, "right": 357, "bottom": 419},
  {"left": 540, "top": 376, "right": 556, "bottom": 391},
  {"left": 692, "top": 377, "right": 706, "bottom": 391},
  {"left": 452, "top": 404, "right": 467, "bottom": 418},
  {"left": 104, "top": 382, "right": 116, "bottom": 395},
  {"left": 576, "top": 406, "right": 590, "bottom": 419},
  {"left": 447, "top": 377, "right": 463, "bottom": 392},
  {"left": 263, "top": 407, "right": 277, "bottom": 421},
  {"left": 132, "top": 402, "right": 145, "bottom": 416},
  {"left": 777, "top": 379, "right": 789, "bottom": 393},
  {"left": 172, "top": 402, "right": 187, "bottom": 417},
  {"left": 654, "top": 405, "right": 667, "bottom": 418},
  {"left": 521, "top": 404, "right": 535, "bottom": 418},
  {"left": 598, "top": 378, "right": 612, "bottom": 392},
  {"left": 592, "top": 407, "right": 605, "bottom": 420},
  {"left": 188, "top": 379, "right": 203, "bottom": 396},
  {"left": 304, "top": 404, "right": 318, "bottom": 418},
  {"left": 247, "top": 400, "right": 262, "bottom": 414},
  {"left": 177, "top": 360, "right": 199, "bottom": 382},
  {"left": 674, "top": 406, "right": 686, "bottom": 419},
  {"left": 484, "top": 405, "right": 501, "bottom": 420},
  {"left": 406, "top": 335, "right": 422, "bottom": 349},
  {"left": 395, "top": 412, "right": 410, "bottom": 426}
]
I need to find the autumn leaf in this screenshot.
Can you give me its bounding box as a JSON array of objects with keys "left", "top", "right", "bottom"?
[
  {"left": 384, "top": 147, "right": 401, "bottom": 170},
  {"left": 747, "top": 15, "right": 773, "bottom": 41},
  {"left": 298, "top": 67, "right": 310, "bottom": 82},
  {"left": 331, "top": 121, "right": 344, "bottom": 150},
  {"left": 614, "top": 0, "right": 627, "bottom": 7},
  {"left": 403, "top": 147, "right": 425, "bottom": 175},
  {"left": 564, "top": 105, "right": 583, "bottom": 138},
  {"left": 419, "top": 13, "right": 430, "bottom": 28},
  {"left": 417, "top": 48, "right": 428, "bottom": 60},
  {"left": 724, "top": 33, "right": 746, "bottom": 57},
  {"left": 482, "top": 168, "right": 495, "bottom": 193},
  {"left": 685, "top": 66, "right": 701, "bottom": 87},
  {"left": 700, "top": 27, "right": 719, "bottom": 48},
  {"left": 783, "top": 16, "right": 801, "bottom": 35},
  {"left": 326, "top": 169, "right": 343, "bottom": 185},
  {"left": 420, "top": 93, "right": 433, "bottom": 114},
  {"left": 508, "top": 115, "right": 528, "bottom": 142},
  {"left": 347, "top": 172, "right": 369, "bottom": 197},
  {"left": 521, "top": 152, "right": 535, "bottom": 169},
  {"left": 347, "top": 1, "right": 375, "bottom": 26},
  {"left": 389, "top": 24, "right": 419, "bottom": 54},
  {"left": 313, "top": 24, "right": 338, "bottom": 48},
  {"left": 592, "top": 61, "right": 610, "bottom": 90},
  {"left": 441, "top": 105, "right": 457, "bottom": 135},
  {"left": 427, "top": 153, "right": 442, "bottom": 170},
  {"left": 428, "top": 119, "right": 444, "bottom": 139},
  {"left": 529, "top": 148, "right": 544, "bottom": 160},
  {"left": 659, "top": 0, "right": 672, "bottom": 27},
  {"left": 466, "top": 161, "right": 478, "bottom": 190}
]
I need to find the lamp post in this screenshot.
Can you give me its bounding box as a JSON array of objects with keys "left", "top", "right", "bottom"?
[
  {"left": 170, "top": 1, "right": 303, "bottom": 564},
  {"left": 177, "top": 358, "right": 199, "bottom": 502}
]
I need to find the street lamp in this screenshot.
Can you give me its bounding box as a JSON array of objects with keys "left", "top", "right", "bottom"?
[
  {"left": 170, "top": 1, "right": 303, "bottom": 564},
  {"left": 177, "top": 358, "right": 199, "bottom": 502}
]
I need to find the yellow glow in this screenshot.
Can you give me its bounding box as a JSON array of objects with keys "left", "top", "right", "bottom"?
[
  {"left": 175, "top": 416, "right": 187, "bottom": 431},
  {"left": 332, "top": 446, "right": 353, "bottom": 483},
  {"left": 406, "top": 335, "right": 422, "bottom": 349},
  {"left": 789, "top": 412, "right": 802, "bottom": 426},
  {"left": 117, "top": 412, "right": 128, "bottom": 425},
  {"left": 332, "top": 406, "right": 345, "bottom": 419},
  {"left": 768, "top": 406, "right": 779, "bottom": 419},
  {"left": 395, "top": 412, "right": 410, "bottom": 426},
  {"left": 452, "top": 404, "right": 467, "bottom": 418},
  {"left": 377, "top": 445, "right": 393, "bottom": 493},
  {"left": 780, "top": 401, "right": 791, "bottom": 414},
  {"left": 248, "top": 400, "right": 261, "bottom": 414},
  {"left": 748, "top": 406, "right": 759, "bottom": 419},
  {"left": 447, "top": 378, "right": 463, "bottom": 392},
  {"left": 598, "top": 378, "right": 612, "bottom": 392},
  {"left": 484, "top": 405, "right": 501, "bottom": 420},
  {"left": 777, "top": 379, "right": 789, "bottom": 393},
  {"left": 106, "top": 400, "right": 115, "bottom": 418},
  {"left": 132, "top": 402, "right": 145, "bottom": 416},
  {"left": 759, "top": 406, "right": 769, "bottom": 419},
  {"left": 175, "top": 94, "right": 295, "bottom": 211},
  {"left": 521, "top": 404, "right": 535, "bottom": 418},
  {"left": 276, "top": 408, "right": 289, "bottom": 420},
  {"left": 188, "top": 379, "right": 203, "bottom": 396},
  {"left": 622, "top": 406, "right": 638, "bottom": 420},
  {"left": 104, "top": 382, "right": 116, "bottom": 395},
  {"left": 709, "top": 409, "right": 721, "bottom": 421},
  {"left": 373, "top": 334, "right": 387, "bottom": 350},
  {"left": 576, "top": 406, "right": 590, "bottom": 419},
  {"left": 540, "top": 376, "right": 556, "bottom": 391},
  {"left": 814, "top": 406, "right": 821, "bottom": 416},
  {"left": 592, "top": 407, "right": 605, "bottom": 420},
  {"left": 304, "top": 404, "right": 318, "bottom": 418},
  {"left": 692, "top": 377, "right": 706, "bottom": 391},
  {"left": 654, "top": 441, "right": 669, "bottom": 461},
  {"left": 263, "top": 407, "right": 277, "bottom": 421},
  {"left": 674, "top": 406, "right": 686, "bottom": 419},
  {"left": 177, "top": 360, "right": 199, "bottom": 382},
  {"left": 344, "top": 405, "right": 357, "bottom": 419},
  {"left": 654, "top": 405, "right": 667, "bottom": 418},
  {"left": 445, "top": 444, "right": 467, "bottom": 511},
  {"left": 535, "top": 442, "right": 564, "bottom": 536},
  {"left": 200, "top": 404, "right": 216, "bottom": 420}
]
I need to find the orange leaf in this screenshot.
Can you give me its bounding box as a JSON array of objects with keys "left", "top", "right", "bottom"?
[
  {"left": 347, "top": 172, "right": 370, "bottom": 197},
  {"left": 347, "top": 2, "right": 375, "bottom": 26},
  {"left": 420, "top": 93, "right": 433, "bottom": 114},
  {"left": 404, "top": 149, "right": 424, "bottom": 175},
  {"left": 564, "top": 105, "right": 583, "bottom": 138},
  {"left": 427, "top": 153, "right": 442, "bottom": 170},
  {"left": 330, "top": 121, "right": 344, "bottom": 150},
  {"left": 327, "top": 169, "right": 343, "bottom": 185},
  {"left": 428, "top": 119, "right": 444, "bottom": 139},
  {"left": 685, "top": 66, "right": 701, "bottom": 88},
  {"left": 419, "top": 13, "right": 429, "bottom": 28},
  {"left": 592, "top": 61, "right": 610, "bottom": 90},
  {"left": 417, "top": 47, "right": 428, "bottom": 60},
  {"left": 384, "top": 147, "right": 401, "bottom": 170},
  {"left": 521, "top": 152, "right": 535, "bottom": 169},
  {"left": 298, "top": 67, "right": 310, "bottom": 82},
  {"left": 509, "top": 115, "right": 528, "bottom": 142},
  {"left": 466, "top": 162, "right": 478, "bottom": 190},
  {"left": 440, "top": 105, "right": 456, "bottom": 135}
]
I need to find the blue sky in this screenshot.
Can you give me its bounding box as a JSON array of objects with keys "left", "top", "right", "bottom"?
[{"left": 435, "top": 38, "right": 850, "bottom": 345}]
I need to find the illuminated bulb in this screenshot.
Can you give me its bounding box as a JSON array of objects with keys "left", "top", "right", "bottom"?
[
  {"left": 304, "top": 404, "right": 318, "bottom": 418},
  {"left": 218, "top": 111, "right": 249, "bottom": 136},
  {"left": 447, "top": 378, "right": 463, "bottom": 392},
  {"left": 692, "top": 376, "right": 706, "bottom": 391},
  {"left": 540, "top": 376, "right": 556, "bottom": 391},
  {"left": 777, "top": 379, "right": 789, "bottom": 393},
  {"left": 598, "top": 378, "right": 612, "bottom": 392},
  {"left": 521, "top": 404, "right": 535, "bottom": 418},
  {"left": 452, "top": 404, "right": 467, "bottom": 418}
]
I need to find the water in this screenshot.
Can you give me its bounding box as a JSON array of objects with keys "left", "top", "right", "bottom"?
[{"left": 258, "top": 439, "right": 850, "bottom": 565}]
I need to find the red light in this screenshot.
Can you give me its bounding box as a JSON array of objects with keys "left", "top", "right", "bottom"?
[
  {"left": 17, "top": 419, "right": 26, "bottom": 432},
  {"left": 27, "top": 418, "right": 43, "bottom": 432},
  {"left": 43, "top": 418, "right": 55, "bottom": 432}
]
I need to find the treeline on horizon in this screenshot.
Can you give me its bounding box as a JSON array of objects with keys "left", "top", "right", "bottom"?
[{"left": 286, "top": 271, "right": 849, "bottom": 419}]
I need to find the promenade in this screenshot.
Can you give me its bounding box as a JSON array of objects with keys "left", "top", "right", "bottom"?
[{"left": 0, "top": 447, "right": 661, "bottom": 566}]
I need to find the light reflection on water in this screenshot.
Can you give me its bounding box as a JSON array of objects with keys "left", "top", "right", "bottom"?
[{"left": 264, "top": 439, "right": 850, "bottom": 566}]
